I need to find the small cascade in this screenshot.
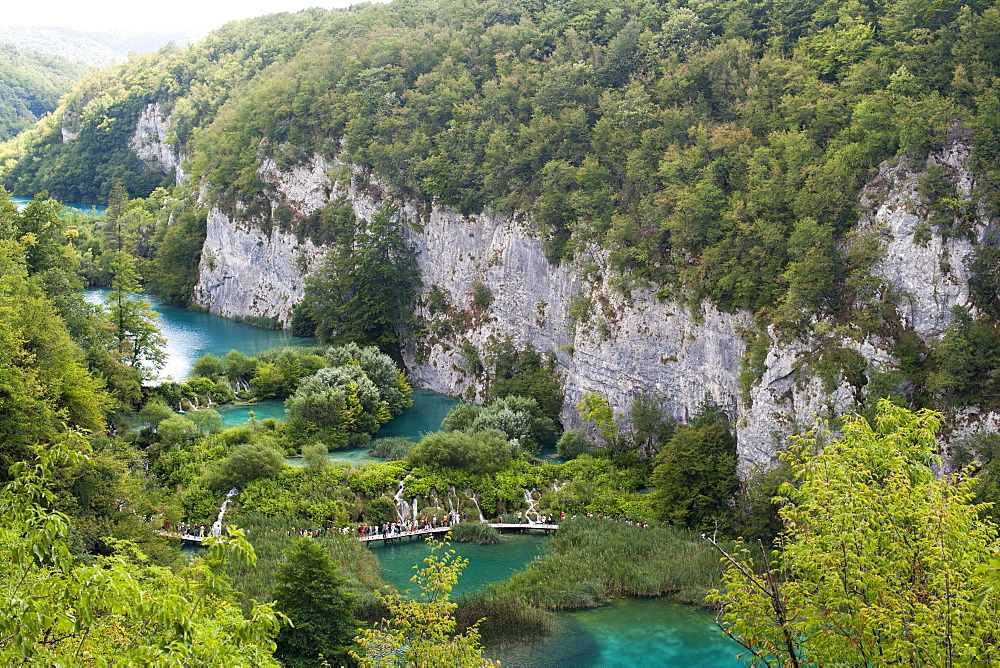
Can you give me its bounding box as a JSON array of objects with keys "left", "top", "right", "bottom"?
[
  {"left": 523, "top": 488, "right": 541, "bottom": 524},
  {"left": 227, "top": 377, "right": 252, "bottom": 394},
  {"left": 412, "top": 498, "right": 418, "bottom": 520},
  {"left": 467, "top": 488, "right": 486, "bottom": 523},
  {"left": 211, "top": 488, "right": 238, "bottom": 537},
  {"left": 393, "top": 479, "right": 410, "bottom": 522}
]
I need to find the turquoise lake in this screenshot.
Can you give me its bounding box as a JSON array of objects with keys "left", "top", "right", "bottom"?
[
  {"left": 11, "top": 196, "right": 107, "bottom": 217},
  {"left": 85, "top": 287, "right": 307, "bottom": 382},
  {"left": 367, "top": 535, "right": 742, "bottom": 667}
]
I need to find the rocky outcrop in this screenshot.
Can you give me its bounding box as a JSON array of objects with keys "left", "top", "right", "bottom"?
[
  {"left": 191, "top": 141, "right": 998, "bottom": 471},
  {"left": 129, "top": 103, "right": 186, "bottom": 185},
  {"left": 862, "top": 139, "right": 981, "bottom": 339}
]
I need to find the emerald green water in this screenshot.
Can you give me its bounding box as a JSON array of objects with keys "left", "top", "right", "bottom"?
[
  {"left": 218, "top": 399, "right": 287, "bottom": 427},
  {"left": 369, "top": 536, "right": 742, "bottom": 667},
  {"left": 85, "top": 287, "right": 307, "bottom": 381},
  {"left": 372, "top": 533, "right": 548, "bottom": 598},
  {"left": 11, "top": 196, "right": 108, "bottom": 217}
]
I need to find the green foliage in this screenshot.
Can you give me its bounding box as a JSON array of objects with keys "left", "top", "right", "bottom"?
[
  {"left": 449, "top": 521, "right": 502, "bottom": 545},
  {"left": 146, "top": 208, "right": 208, "bottom": 306},
  {"left": 926, "top": 306, "right": 1000, "bottom": 404},
  {"left": 556, "top": 429, "right": 590, "bottom": 460},
  {"left": 215, "top": 441, "right": 284, "bottom": 491},
  {"left": 7, "top": 0, "right": 994, "bottom": 322},
  {"left": 301, "top": 441, "right": 329, "bottom": 471},
  {"left": 502, "top": 518, "right": 725, "bottom": 610},
  {"left": 482, "top": 340, "right": 563, "bottom": 424},
  {"left": 104, "top": 251, "right": 167, "bottom": 382},
  {"left": 470, "top": 281, "right": 493, "bottom": 311},
  {"left": 709, "top": 401, "right": 1000, "bottom": 665},
  {"left": 575, "top": 392, "right": 618, "bottom": 446},
  {"left": 298, "top": 203, "right": 418, "bottom": 355},
  {"left": 272, "top": 538, "right": 359, "bottom": 667},
  {"left": 225, "top": 514, "right": 389, "bottom": 622},
  {"left": 408, "top": 430, "right": 522, "bottom": 476},
  {"left": 352, "top": 537, "right": 498, "bottom": 667},
  {"left": 650, "top": 405, "right": 738, "bottom": 529},
  {"left": 368, "top": 437, "right": 415, "bottom": 460},
  {"left": 0, "top": 240, "right": 109, "bottom": 471},
  {"left": 0, "top": 45, "right": 89, "bottom": 141},
  {"left": 0, "top": 431, "right": 283, "bottom": 665}
]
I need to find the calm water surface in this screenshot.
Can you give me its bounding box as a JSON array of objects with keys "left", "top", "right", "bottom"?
[
  {"left": 85, "top": 287, "right": 307, "bottom": 381},
  {"left": 369, "top": 535, "right": 742, "bottom": 667},
  {"left": 11, "top": 196, "right": 107, "bottom": 216}
]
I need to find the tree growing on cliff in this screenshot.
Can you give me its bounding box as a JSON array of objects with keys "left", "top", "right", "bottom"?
[
  {"left": 707, "top": 401, "right": 1000, "bottom": 665},
  {"left": 293, "top": 203, "right": 418, "bottom": 354}
]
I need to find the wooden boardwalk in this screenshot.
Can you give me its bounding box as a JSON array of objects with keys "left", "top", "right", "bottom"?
[
  {"left": 156, "top": 530, "right": 206, "bottom": 543},
  {"left": 359, "top": 523, "right": 558, "bottom": 544},
  {"left": 158, "top": 523, "right": 560, "bottom": 546}
]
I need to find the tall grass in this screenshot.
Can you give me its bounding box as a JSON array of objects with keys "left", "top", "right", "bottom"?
[
  {"left": 224, "top": 512, "right": 389, "bottom": 621},
  {"left": 456, "top": 585, "right": 554, "bottom": 641},
  {"left": 368, "top": 436, "right": 415, "bottom": 460},
  {"left": 501, "top": 518, "right": 727, "bottom": 610},
  {"left": 449, "top": 521, "right": 503, "bottom": 544}
]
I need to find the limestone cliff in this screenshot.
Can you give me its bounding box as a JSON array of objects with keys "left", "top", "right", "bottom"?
[
  {"left": 128, "top": 103, "right": 186, "bottom": 186},
  {"left": 190, "top": 141, "right": 997, "bottom": 470}
]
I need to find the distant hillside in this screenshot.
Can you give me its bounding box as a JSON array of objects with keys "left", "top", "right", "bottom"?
[
  {"left": 0, "top": 44, "right": 90, "bottom": 140},
  {"left": 0, "top": 26, "right": 207, "bottom": 67}
]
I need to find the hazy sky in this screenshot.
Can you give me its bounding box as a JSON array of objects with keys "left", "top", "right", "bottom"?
[{"left": 0, "top": 1, "right": 378, "bottom": 33}]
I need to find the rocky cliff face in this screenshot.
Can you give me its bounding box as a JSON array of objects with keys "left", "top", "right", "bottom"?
[
  {"left": 191, "top": 142, "right": 996, "bottom": 470},
  {"left": 128, "top": 103, "right": 186, "bottom": 186}
]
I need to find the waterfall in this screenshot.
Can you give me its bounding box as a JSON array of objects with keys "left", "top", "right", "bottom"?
[
  {"left": 393, "top": 479, "right": 410, "bottom": 521},
  {"left": 211, "top": 488, "right": 238, "bottom": 537},
  {"left": 412, "top": 498, "right": 418, "bottom": 520},
  {"left": 523, "top": 488, "right": 541, "bottom": 524},
  {"left": 467, "top": 488, "right": 485, "bottom": 523}
]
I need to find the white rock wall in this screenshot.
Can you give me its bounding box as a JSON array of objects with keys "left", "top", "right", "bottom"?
[
  {"left": 862, "top": 139, "right": 981, "bottom": 339},
  {"left": 129, "top": 103, "right": 187, "bottom": 186},
  {"left": 191, "top": 141, "right": 1000, "bottom": 470}
]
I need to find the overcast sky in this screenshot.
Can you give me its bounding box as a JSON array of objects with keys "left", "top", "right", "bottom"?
[{"left": 0, "top": 0, "right": 378, "bottom": 33}]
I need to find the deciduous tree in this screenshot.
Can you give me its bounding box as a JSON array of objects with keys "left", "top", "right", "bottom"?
[{"left": 708, "top": 401, "right": 1000, "bottom": 665}]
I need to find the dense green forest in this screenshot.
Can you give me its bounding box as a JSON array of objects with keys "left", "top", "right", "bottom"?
[
  {"left": 4, "top": 0, "right": 1000, "bottom": 315},
  {"left": 0, "top": 44, "right": 90, "bottom": 140},
  {"left": 4, "top": 0, "right": 1000, "bottom": 662},
  {"left": 5, "top": 0, "right": 1000, "bottom": 413}
]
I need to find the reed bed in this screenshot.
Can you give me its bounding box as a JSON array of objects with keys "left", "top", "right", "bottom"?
[
  {"left": 501, "top": 518, "right": 726, "bottom": 610},
  {"left": 368, "top": 437, "right": 415, "bottom": 460},
  {"left": 449, "top": 521, "right": 503, "bottom": 544},
  {"left": 456, "top": 585, "right": 554, "bottom": 641}
]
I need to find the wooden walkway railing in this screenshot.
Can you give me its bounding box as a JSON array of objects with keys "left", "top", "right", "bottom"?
[
  {"left": 157, "top": 523, "right": 560, "bottom": 546},
  {"left": 359, "top": 523, "right": 558, "bottom": 544}
]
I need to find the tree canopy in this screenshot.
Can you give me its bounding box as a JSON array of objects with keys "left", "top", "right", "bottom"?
[{"left": 709, "top": 401, "right": 1000, "bottom": 665}]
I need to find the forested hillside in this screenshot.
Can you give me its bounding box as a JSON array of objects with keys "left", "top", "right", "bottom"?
[
  {"left": 0, "top": 44, "right": 89, "bottom": 140},
  {"left": 4, "top": 0, "right": 1000, "bottom": 315}
]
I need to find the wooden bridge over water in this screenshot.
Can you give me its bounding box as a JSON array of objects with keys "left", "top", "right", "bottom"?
[
  {"left": 158, "top": 523, "right": 559, "bottom": 546},
  {"left": 156, "top": 530, "right": 208, "bottom": 543},
  {"left": 359, "top": 523, "right": 559, "bottom": 544}
]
